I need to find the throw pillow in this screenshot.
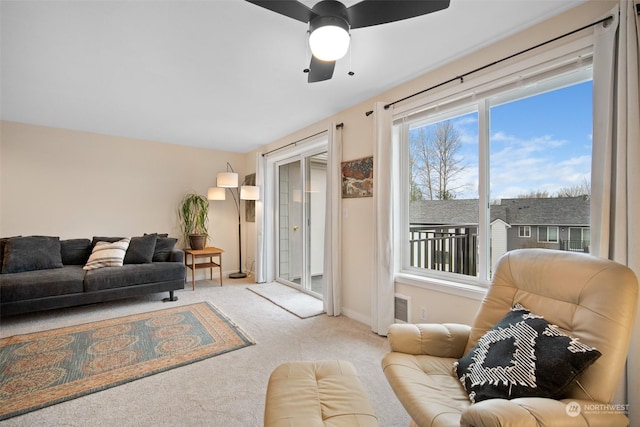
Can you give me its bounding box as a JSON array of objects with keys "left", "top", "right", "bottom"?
[
  {"left": 60, "top": 239, "right": 92, "bottom": 265},
  {"left": 454, "top": 303, "right": 601, "bottom": 403},
  {"left": 1, "top": 236, "right": 64, "bottom": 274},
  {"left": 152, "top": 236, "right": 178, "bottom": 262},
  {"left": 124, "top": 234, "right": 157, "bottom": 264},
  {"left": 84, "top": 238, "right": 131, "bottom": 270},
  {"left": 91, "top": 236, "right": 125, "bottom": 248},
  {"left": 144, "top": 233, "right": 169, "bottom": 238}
]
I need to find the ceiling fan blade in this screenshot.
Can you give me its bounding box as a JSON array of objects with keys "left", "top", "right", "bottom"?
[
  {"left": 308, "top": 56, "right": 335, "bottom": 83},
  {"left": 347, "top": 0, "right": 450, "bottom": 29},
  {"left": 245, "top": 0, "right": 314, "bottom": 24}
]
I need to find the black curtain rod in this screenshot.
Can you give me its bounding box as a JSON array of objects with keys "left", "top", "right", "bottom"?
[
  {"left": 262, "top": 123, "right": 343, "bottom": 157},
  {"left": 364, "top": 14, "right": 614, "bottom": 116}
]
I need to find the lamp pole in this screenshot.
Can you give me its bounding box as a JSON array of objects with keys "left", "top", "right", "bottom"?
[
  {"left": 209, "top": 162, "right": 259, "bottom": 280},
  {"left": 227, "top": 185, "right": 246, "bottom": 279}
]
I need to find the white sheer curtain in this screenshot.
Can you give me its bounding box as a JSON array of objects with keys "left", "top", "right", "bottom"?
[
  {"left": 592, "top": 0, "right": 640, "bottom": 418},
  {"left": 323, "top": 123, "right": 342, "bottom": 316},
  {"left": 255, "top": 152, "right": 269, "bottom": 283},
  {"left": 372, "top": 102, "right": 395, "bottom": 335}
]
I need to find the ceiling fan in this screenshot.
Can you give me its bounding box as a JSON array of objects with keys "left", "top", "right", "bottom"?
[{"left": 246, "top": 0, "right": 451, "bottom": 83}]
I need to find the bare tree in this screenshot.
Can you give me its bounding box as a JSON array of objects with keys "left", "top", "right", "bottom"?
[
  {"left": 410, "top": 127, "right": 435, "bottom": 199},
  {"left": 516, "top": 190, "right": 551, "bottom": 198},
  {"left": 515, "top": 178, "right": 591, "bottom": 199},
  {"left": 556, "top": 178, "right": 591, "bottom": 199},
  {"left": 410, "top": 120, "right": 466, "bottom": 200},
  {"left": 408, "top": 151, "right": 423, "bottom": 201}
]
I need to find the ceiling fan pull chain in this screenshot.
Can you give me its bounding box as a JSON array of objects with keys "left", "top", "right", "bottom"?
[
  {"left": 348, "top": 34, "right": 355, "bottom": 76},
  {"left": 303, "top": 30, "right": 311, "bottom": 74}
]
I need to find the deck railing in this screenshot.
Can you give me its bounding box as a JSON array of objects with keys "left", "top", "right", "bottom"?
[
  {"left": 409, "top": 225, "right": 477, "bottom": 276},
  {"left": 559, "top": 239, "right": 590, "bottom": 253}
]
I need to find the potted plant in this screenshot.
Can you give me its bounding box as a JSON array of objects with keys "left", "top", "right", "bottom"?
[{"left": 178, "top": 193, "right": 209, "bottom": 250}]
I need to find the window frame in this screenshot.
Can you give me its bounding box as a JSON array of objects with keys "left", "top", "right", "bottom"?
[
  {"left": 394, "top": 36, "right": 594, "bottom": 294},
  {"left": 518, "top": 226, "right": 531, "bottom": 238},
  {"left": 537, "top": 226, "right": 559, "bottom": 243}
]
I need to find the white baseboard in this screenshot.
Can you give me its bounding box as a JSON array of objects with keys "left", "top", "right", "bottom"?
[{"left": 340, "top": 307, "right": 370, "bottom": 327}]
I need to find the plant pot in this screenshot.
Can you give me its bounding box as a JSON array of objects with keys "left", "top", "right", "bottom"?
[{"left": 189, "top": 234, "right": 207, "bottom": 250}]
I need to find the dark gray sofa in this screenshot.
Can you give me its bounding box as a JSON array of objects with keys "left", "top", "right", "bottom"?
[{"left": 0, "top": 235, "right": 185, "bottom": 317}]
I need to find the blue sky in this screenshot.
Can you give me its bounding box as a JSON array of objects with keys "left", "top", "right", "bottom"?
[{"left": 449, "top": 80, "right": 593, "bottom": 200}]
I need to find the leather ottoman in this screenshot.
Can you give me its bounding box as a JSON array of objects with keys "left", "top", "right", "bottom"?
[{"left": 264, "top": 360, "right": 379, "bottom": 427}]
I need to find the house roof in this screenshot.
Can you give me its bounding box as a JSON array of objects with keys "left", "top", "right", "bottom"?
[
  {"left": 500, "top": 197, "right": 590, "bottom": 225},
  {"left": 410, "top": 196, "right": 589, "bottom": 226}
]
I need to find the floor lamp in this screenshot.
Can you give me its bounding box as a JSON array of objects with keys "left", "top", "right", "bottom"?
[{"left": 208, "top": 163, "right": 260, "bottom": 279}]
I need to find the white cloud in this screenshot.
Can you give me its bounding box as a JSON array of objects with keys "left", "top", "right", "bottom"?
[{"left": 488, "top": 132, "right": 590, "bottom": 199}]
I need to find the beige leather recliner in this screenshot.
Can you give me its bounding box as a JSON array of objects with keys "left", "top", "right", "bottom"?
[{"left": 382, "top": 249, "right": 638, "bottom": 427}]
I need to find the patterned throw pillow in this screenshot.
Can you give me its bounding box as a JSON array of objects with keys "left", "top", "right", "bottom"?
[
  {"left": 454, "top": 303, "right": 601, "bottom": 403},
  {"left": 83, "top": 238, "right": 131, "bottom": 270}
]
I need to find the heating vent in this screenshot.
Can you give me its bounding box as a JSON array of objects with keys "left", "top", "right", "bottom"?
[{"left": 394, "top": 293, "right": 411, "bottom": 323}]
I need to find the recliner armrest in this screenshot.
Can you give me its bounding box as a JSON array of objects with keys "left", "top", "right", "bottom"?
[
  {"left": 460, "top": 398, "right": 629, "bottom": 427},
  {"left": 387, "top": 323, "right": 471, "bottom": 358}
]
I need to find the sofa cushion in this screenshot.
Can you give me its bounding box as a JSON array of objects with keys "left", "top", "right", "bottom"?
[
  {"left": 83, "top": 262, "right": 185, "bottom": 292},
  {"left": 124, "top": 234, "right": 157, "bottom": 264},
  {"left": 455, "top": 303, "right": 601, "bottom": 403},
  {"left": 61, "top": 239, "right": 92, "bottom": 265},
  {"left": 84, "top": 238, "right": 131, "bottom": 271},
  {"left": 1, "top": 236, "right": 64, "bottom": 274},
  {"left": 0, "top": 265, "right": 85, "bottom": 302},
  {"left": 153, "top": 237, "right": 178, "bottom": 262}
]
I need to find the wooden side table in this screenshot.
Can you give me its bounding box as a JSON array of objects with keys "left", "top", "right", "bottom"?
[{"left": 184, "top": 247, "right": 224, "bottom": 290}]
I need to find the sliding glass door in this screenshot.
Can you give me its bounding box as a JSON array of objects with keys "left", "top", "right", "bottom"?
[{"left": 276, "top": 150, "right": 327, "bottom": 296}]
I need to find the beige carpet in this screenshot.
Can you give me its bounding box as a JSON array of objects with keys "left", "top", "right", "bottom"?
[
  {"left": 247, "top": 282, "right": 324, "bottom": 319},
  {"left": 0, "top": 278, "right": 411, "bottom": 427}
]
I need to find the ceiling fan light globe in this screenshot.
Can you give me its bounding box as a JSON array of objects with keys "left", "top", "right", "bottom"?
[{"left": 309, "top": 25, "right": 350, "bottom": 61}]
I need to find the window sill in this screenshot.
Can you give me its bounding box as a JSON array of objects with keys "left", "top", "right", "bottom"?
[{"left": 395, "top": 272, "right": 488, "bottom": 301}]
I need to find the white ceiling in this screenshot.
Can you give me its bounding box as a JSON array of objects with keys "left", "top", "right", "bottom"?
[{"left": 1, "top": 0, "right": 586, "bottom": 153}]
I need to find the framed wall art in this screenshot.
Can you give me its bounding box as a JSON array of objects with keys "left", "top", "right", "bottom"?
[{"left": 341, "top": 156, "right": 373, "bottom": 198}]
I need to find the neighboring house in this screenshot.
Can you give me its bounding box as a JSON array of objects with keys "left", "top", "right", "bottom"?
[
  {"left": 409, "top": 196, "right": 590, "bottom": 275},
  {"left": 499, "top": 197, "right": 590, "bottom": 253}
]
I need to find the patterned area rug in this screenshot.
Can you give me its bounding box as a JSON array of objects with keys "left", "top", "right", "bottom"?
[{"left": 0, "top": 302, "right": 254, "bottom": 420}]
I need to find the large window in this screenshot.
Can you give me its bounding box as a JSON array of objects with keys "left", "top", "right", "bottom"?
[
  {"left": 407, "top": 107, "right": 479, "bottom": 276},
  {"left": 538, "top": 226, "right": 559, "bottom": 243},
  {"left": 398, "top": 57, "right": 593, "bottom": 286}
]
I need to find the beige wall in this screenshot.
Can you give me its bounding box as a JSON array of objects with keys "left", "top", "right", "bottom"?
[{"left": 0, "top": 121, "right": 250, "bottom": 279}]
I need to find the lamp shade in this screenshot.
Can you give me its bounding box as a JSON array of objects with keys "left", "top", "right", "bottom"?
[
  {"left": 240, "top": 185, "right": 260, "bottom": 201},
  {"left": 217, "top": 172, "right": 238, "bottom": 188},
  {"left": 207, "top": 187, "right": 226, "bottom": 200}
]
